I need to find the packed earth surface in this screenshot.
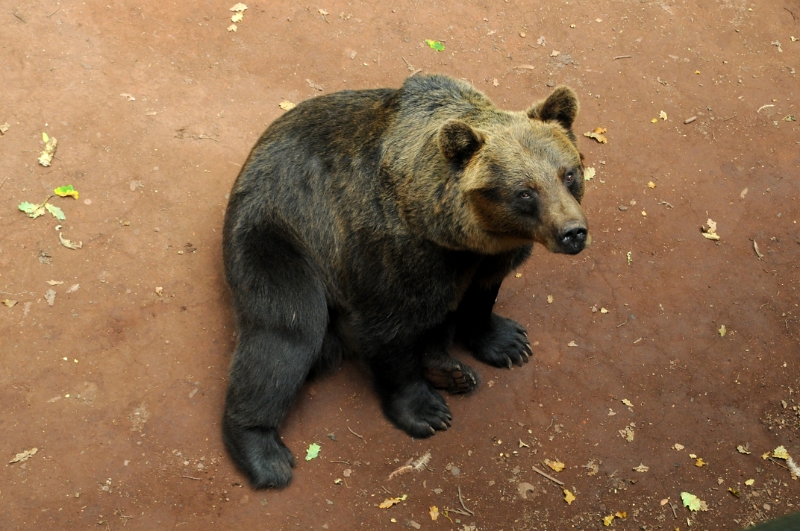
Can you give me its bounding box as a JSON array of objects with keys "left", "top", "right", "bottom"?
[{"left": 2, "top": 1, "right": 799, "bottom": 530}]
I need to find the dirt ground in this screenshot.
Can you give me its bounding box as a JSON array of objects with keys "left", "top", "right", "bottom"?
[{"left": 2, "top": 0, "right": 799, "bottom": 529}]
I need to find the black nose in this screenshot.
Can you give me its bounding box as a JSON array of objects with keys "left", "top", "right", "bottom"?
[{"left": 559, "top": 226, "right": 587, "bottom": 254}]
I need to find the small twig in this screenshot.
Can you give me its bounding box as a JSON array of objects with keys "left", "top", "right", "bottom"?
[
  {"left": 0, "top": 176, "right": 9, "bottom": 191},
  {"left": 616, "top": 320, "right": 628, "bottom": 328},
  {"left": 613, "top": 55, "right": 632, "bottom": 60},
  {"left": 443, "top": 507, "right": 472, "bottom": 516},
  {"left": 13, "top": 10, "right": 26, "bottom": 22},
  {"left": 347, "top": 426, "right": 364, "bottom": 440},
  {"left": 767, "top": 457, "right": 788, "bottom": 470},
  {"left": 47, "top": 5, "right": 61, "bottom": 17},
  {"left": 531, "top": 465, "right": 565, "bottom": 486},
  {"left": 757, "top": 104, "right": 775, "bottom": 114},
  {"left": 758, "top": 303, "right": 769, "bottom": 311},
  {"left": 329, "top": 460, "right": 351, "bottom": 465},
  {"left": 381, "top": 485, "right": 391, "bottom": 494},
  {"left": 785, "top": 7, "right": 797, "bottom": 23},
  {"left": 668, "top": 501, "right": 678, "bottom": 518},
  {"left": 457, "top": 486, "right": 475, "bottom": 516},
  {"left": 181, "top": 476, "right": 201, "bottom": 480},
  {"left": 545, "top": 418, "right": 554, "bottom": 431},
  {"left": 660, "top": 201, "right": 674, "bottom": 208},
  {"left": 722, "top": 113, "right": 737, "bottom": 122}
]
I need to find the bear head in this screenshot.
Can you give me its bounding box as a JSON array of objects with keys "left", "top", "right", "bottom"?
[{"left": 438, "top": 86, "right": 590, "bottom": 256}]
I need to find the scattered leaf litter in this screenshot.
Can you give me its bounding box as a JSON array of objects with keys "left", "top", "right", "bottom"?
[
  {"left": 633, "top": 464, "right": 649, "bottom": 472},
  {"left": 9, "top": 447, "right": 38, "bottom": 464},
  {"left": 563, "top": 489, "right": 576, "bottom": 505},
  {"left": 659, "top": 110, "right": 668, "bottom": 120},
  {"left": 718, "top": 324, "right": 727, "bottom": 337},
  {"left": 621, "top": 399, "right": 634, "bottom": 408},
  {"left": 544, "top": 459, "right": 565, "bottom": 472},
  {"left": 44, "top": 289, "right": 56, "bottom": 306},
  {"left": 388, "top": 452, "right": 431, "bottom": 480},
  {"left": 279, "top": 101, "right": 296, "bottom": 111},
  {"left": 38, "top": 133, "right": 57, "bottom": 166},
  {"left": 429, "top": 506, "right": 439, "bottom": 520},
  {"left": 737, "top": 444, "right": 752, "bottom": 455},
  {"left": 379, "top": 494, "right": 407, "bottom": 509},
  {"left": 0, "top": 122, "right": 9, "bottom": 135},
  {"left": 305, "top": 443, "right": 321, "bottom": 461},
  {"left": 59, "top": 233, "right": 83, "bottom": 250},
  {"left": 2, "top": 299, "right": 17, "bottom": 308},
  {"left": 681, "top": 491, "right": 708, "bottom": 511},
  {"left": 619, "top": 423, "right": 635, "bottom": 442},
  {"left": 701, "top": 218, "right": 720, "bottom": 240},
  {"left": 54, "top": 184, "right": 79, "bottom": 199},
  {"left": 673, "top": 443, "right": 685, "bottom": 451},
  {"left": 584, "top": 127, "right": 607, "bottom": 143},
  {"left": 424, "top": 39, "right": 445, "bottom": 51},
  {"left": 584, "top": 167, "right": 596, "bottom": 181}
]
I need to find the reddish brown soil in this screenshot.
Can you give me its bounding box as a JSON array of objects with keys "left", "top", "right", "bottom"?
[{"left": 2, "top": 1, "right": 799, "bottom": 530}]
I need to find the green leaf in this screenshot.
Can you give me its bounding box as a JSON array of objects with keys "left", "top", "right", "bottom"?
[
  {"left": 45, "top": 203, "right": 66, "bottom": 220},
  {"left": 305, "top": 443, "right": 321, "bottom": 461},
  {"left": 18, "top": 201, "right": 37, "bottom": 214},
  {"left": 681, "top": 492, "right": 702, "bottom": 512},
  {"left": 54, "top": 184, "right": 79, "bottom": 199},
  {"left": 425, "top": 39, "right": 445, "bottom": 51}
]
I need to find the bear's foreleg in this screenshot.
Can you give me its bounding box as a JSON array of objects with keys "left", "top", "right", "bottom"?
[{"left": 455, "top": 283, "right": 532, "bottom": 369}]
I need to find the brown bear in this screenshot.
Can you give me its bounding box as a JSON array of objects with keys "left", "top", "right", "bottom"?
[{"left": 222, "top": 74, "right": 589, "bottom": 488}]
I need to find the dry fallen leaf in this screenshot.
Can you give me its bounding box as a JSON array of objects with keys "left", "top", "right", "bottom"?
[
  {"left": 621, "top": 399, "right": 633, "bottom": 408},
  {"left": 318, "top": 8, "right": 329, "bottom": 16},
  {"left": 2, "top": 299, "right": 18, "bottom": 308},
  {"left": 229, "top": 3, "right": 247, "bottom": 11},
  {"left": 745, "top": 478, "right": 755, "bottom": 486},
  {"left": 0, "top": 122, "right": 9, "bottom": 135},
  {"left": 619, "top": 424, "right": 634, "bottom": 442},
  {"left": 736, "top": 444, "right": 751, "bottom": 455},
  {"left": 567, "top": 341, "right": 578, "bottom": 347},
  {"left": 379, "top": 494, "right": 407, "bottom": 509},
  {"left": 9, "top": 447, "right": 38, "bottom": 464},
  {"left": 492, "top": 78, "right": 499, "bottom": 87},
  {"left": 600, "top": 307, "right": 609, "bottom": 314},
  {"left": 59, "top": 232, "right": 83, "bottom": 250},
  {"left": 583, "top": 459, "right": 599, "bottom": 476},
  {"left": 633, "top": 464, "right": 649, "bottom": 472},
  {"left": 647, "top": 181, "right": 656, "bottom": 188},
  {"left": 584, "top": 166, "right": 596, "bottom": 181},
  {"left": 231, "top": 12, "right": 243, "bottom": 22},
  {"left": 44, "top": 289, "right": 56, "bottom": 307},
  {"left": 674, "top": 443, "right": 685, "bottom": 451},
  {"left": 695, "top": 458, "right": 707, "bottom": 467},
  {"left": 545, "top": 459, "right": 565, "bottom": 472},
  {"left": 753, "top": 240, "right": 763, "bottom": 260},
  {"left": 550, "top": 50, "right": 560, "bottom": 57},
  {"left": 659, "top": 110, "right": 667, "bottom": 121},
  {"left": 773, "top": 446, "right": 790, "bottom": 460},
  {"left": 547, "top": 295, "right": 553, "bottom": 304},
  {"left": 602, "top": 515, "right": 615, "bottom": 526},
  {"left": 279, "top": 100, "right": 296, "bottom": 111},
  {"left": 718, "top": 325, "right": 727, "bottom": 337},
  {"left": 38, "top": 134, "right": 57, "bottom": 167},
  {"left": 563, "top": 489, "right": 576, "bottom": 505},
  {"left": 66, "top": 283, "right": 80, "bottom": 294},
  {"left": 583, "top": 127, "right": 607, "bottom": 144},
  {"left": 227, "top": 24, "right": 237, "bottom": 32},
  {"left": 429, "top": 506, "right": 439, "bottom": 521},
  {"left": 701, "top": 218, "right": 720, "bottom": 240}
]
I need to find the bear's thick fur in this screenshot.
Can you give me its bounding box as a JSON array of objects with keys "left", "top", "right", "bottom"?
[{"left": 222, "top": 74, "right": 589, "bottom": 488}]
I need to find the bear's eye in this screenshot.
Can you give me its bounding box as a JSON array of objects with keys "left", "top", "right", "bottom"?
[
  {"left": 564, "top": 171, "right": 576, "bottom": 186},
  {"left": 518, "top": 190, "right": 533, "bottom": 200}
]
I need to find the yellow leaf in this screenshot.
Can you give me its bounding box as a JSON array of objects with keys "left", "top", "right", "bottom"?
[
  {"left": 695, "top": 70, "right": 700, "bottom": 74},
  {"left": 695, "top": 458, "right": 707, "bottom": 467},
  {"left": 718, "top": 325, "right": 726, "bottom": 337},
  {"left": 583, "top": 127, "right": 607, "bottom": 143},
  {"left": 547, "top": 295, "right": 553, "bottom": 304},
  {"left": 673, "top": 443, "right": 684, "bottom": 451},
  {"left": 641, "top": 210, "right": 647, "bottom": 216},
  {"left": 648, "top": 181, "right": 656, "bottom": 188},
  {"left": 584, "top": 166, "right": 596, "bottom": 181},
  {"left": 621, "top": 399, "right": 633, "bottom": 407},
  {"left": 545, "top": 459, "right": 566, "bottom": 472},
  {"left": 762, "top": 452, "right": 771, "bottom": 460},
  {"left": 564, "top": 489, "right": 576, "bottom": 505},
  {"left": 227, "top": 24, "right": 237, "bottom": 32},
  {"left": 615, "top": 511, "right": 627, "bottom": 519},
  {"left": 429, "top": 506, "right": 439, "bottom": 521},
  {"left": 379, "top": 497, "right": 403, "bottom": 509},
  {"left": 231, "top": 12, "right": 243, "bottom": 22},
  {"left": 603, "top": 515, "right": 615, "bottom": 526},
  {"left": 279, "top": 100, "right": 296, "bottom": 111},
  {"left": 773, "top": 446, "right": 790, "bottom": 460},
  {"left": 651, "top": 118, "right": 658, "bottom": 123},
  {"left": 659, "top": 110, "right": 668, "bottom": 121},
  {"left": 745, "top": 479, "right": 755, "bottom": 486},
  {"left": 229, "top": 3, "right": 247, "bottom": 11}
]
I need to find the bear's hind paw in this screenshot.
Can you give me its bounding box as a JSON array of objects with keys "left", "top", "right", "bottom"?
[{"left": 384, "top": 380, "right": 453, "bottom": 438}]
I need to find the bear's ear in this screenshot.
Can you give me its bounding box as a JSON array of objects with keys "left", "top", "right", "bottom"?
[
  {"left": 438, "top": 119, "right": 485, "bottom": 160},
  {"left": 526, "top": 86, "right": 579, "bottom": 131}
]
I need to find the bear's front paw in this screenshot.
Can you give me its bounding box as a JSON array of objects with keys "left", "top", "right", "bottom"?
[
  {"left": 222, "top": 419, "right": 295, "bottom": 489},
  {"left": 462, "top": 314, "right": 532, "bottom": 369},
  {"left": 383, "top": 380, "right": 453, "bottom": 438}
]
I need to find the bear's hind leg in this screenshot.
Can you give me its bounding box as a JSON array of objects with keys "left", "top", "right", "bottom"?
[
  {"left": 368, "top": 340, "right": 453, "bottom": 438},
  {"left": 223, "top": 232, "right": 328, "bottom": 488},
  {"left": 421, "top": 318, "right": 479, "bottom": 394}
]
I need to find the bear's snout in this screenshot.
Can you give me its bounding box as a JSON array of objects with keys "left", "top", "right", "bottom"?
[{"left": 558, "top": 224, "right": 588, "bottom": 254}]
